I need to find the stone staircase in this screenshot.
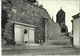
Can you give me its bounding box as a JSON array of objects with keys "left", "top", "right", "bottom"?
[{"left": 44, "top": 33, "right": 71, "bottom": 45}]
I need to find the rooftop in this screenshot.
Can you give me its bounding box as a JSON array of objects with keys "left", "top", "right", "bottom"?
[{"left": 72, "top": 13, "right": 80, "bottom": 19}]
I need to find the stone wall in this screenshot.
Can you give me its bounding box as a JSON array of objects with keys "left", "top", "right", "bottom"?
[
  {"left": 45, "top": 18, "right": 61, "bottom": 42},
  {"left": 2, "top": 0, "right": 61, "bottom": 44},
  {"left": 73, "top": 15, "right": 80, "bottom": 48},
  {"left": 2, "top": 0, "right": 50, "bottom": 44}
]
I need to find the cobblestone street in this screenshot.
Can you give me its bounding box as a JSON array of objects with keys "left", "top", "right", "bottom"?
[{"left": 2, "top": 45, "right": 80, "bottom": 55}]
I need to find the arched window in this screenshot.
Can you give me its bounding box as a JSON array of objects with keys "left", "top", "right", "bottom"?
[{"left": 24, "top": 29, "right": 27, "bottom": 34}]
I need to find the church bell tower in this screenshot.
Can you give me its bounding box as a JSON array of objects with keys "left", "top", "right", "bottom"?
[{"left": 56, "top": 8, "right": 68, "bottom": 33}]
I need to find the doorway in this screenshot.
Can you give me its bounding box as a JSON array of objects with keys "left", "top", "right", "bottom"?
[{"left": 23, "top": 29, "right": 29, "bottom": 44}]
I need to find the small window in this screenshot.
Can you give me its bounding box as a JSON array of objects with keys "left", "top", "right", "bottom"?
[{"left": 24, "top": 29, "right": 27, "bottom": 34}]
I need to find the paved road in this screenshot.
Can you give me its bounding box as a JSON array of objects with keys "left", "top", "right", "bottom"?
[{"left": 2, "top": 45, "right": 80, "bottom": 55}]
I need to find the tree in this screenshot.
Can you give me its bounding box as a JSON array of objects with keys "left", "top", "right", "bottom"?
[{"left": 2, "top": 0, "right": 12, "bottom": 29}]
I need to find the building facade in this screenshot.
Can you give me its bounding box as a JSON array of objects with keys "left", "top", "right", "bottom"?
[{"left": 72, "top": 13, "right": 80, "bottom": 48}]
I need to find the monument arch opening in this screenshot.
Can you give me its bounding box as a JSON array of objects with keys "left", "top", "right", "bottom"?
[
  {"left": 23, "top": 29, "right": 29, "bottom": 44},
  {"left": 61, "top": 28, "right": 66, "bottom": 33}
]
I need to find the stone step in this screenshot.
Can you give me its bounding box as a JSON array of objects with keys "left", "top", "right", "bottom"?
[
  {"left": 55, "top": 35, "right": 70, "bottom": 39},
  {"left": 25, "top": 43, "right": 39, "bottom": 46},
  {"left": 45, "top": 34, "right": 71, "bottom": 45},
  {"left": 44, "top": 39, "right": 71, "bottom": 45}
]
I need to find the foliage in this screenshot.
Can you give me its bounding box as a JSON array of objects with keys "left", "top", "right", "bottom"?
[
  {"left": 39, "top": 4, "right": 43, "bottom": 8},
  {"left": 2, "top": 39, "right": 7, "bottom": 46},
  {"left": 2, "top": 0, "right": 12, "bottom": 28}
]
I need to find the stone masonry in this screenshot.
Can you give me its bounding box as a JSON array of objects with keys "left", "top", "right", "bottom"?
[{"left": 2, "top": 0, "right": 61, "bottom": 44}]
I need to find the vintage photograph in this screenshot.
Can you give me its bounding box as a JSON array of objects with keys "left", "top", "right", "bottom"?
[{"left": 1, "top": 0, "right": 80, "bottom": 55}]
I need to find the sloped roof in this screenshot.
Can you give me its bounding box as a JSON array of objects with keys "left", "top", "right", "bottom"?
[
  {"left": 57, "top": 9, "right": 65, "bottom": 15},
  {"left": 72, "top": 13, "right": 80, "bottom": 19}
]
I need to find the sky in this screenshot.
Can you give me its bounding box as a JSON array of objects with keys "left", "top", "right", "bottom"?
[{"left": 37, "top": 0, "right": 80, "bottom": 32}]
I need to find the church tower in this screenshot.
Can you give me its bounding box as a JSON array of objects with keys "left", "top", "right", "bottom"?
[
  {"left": 56, "top": 9, "right": 68, "bottom": 33},
  {"left": 56, "top": 9, "right": 65, "bottom": 25}
]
